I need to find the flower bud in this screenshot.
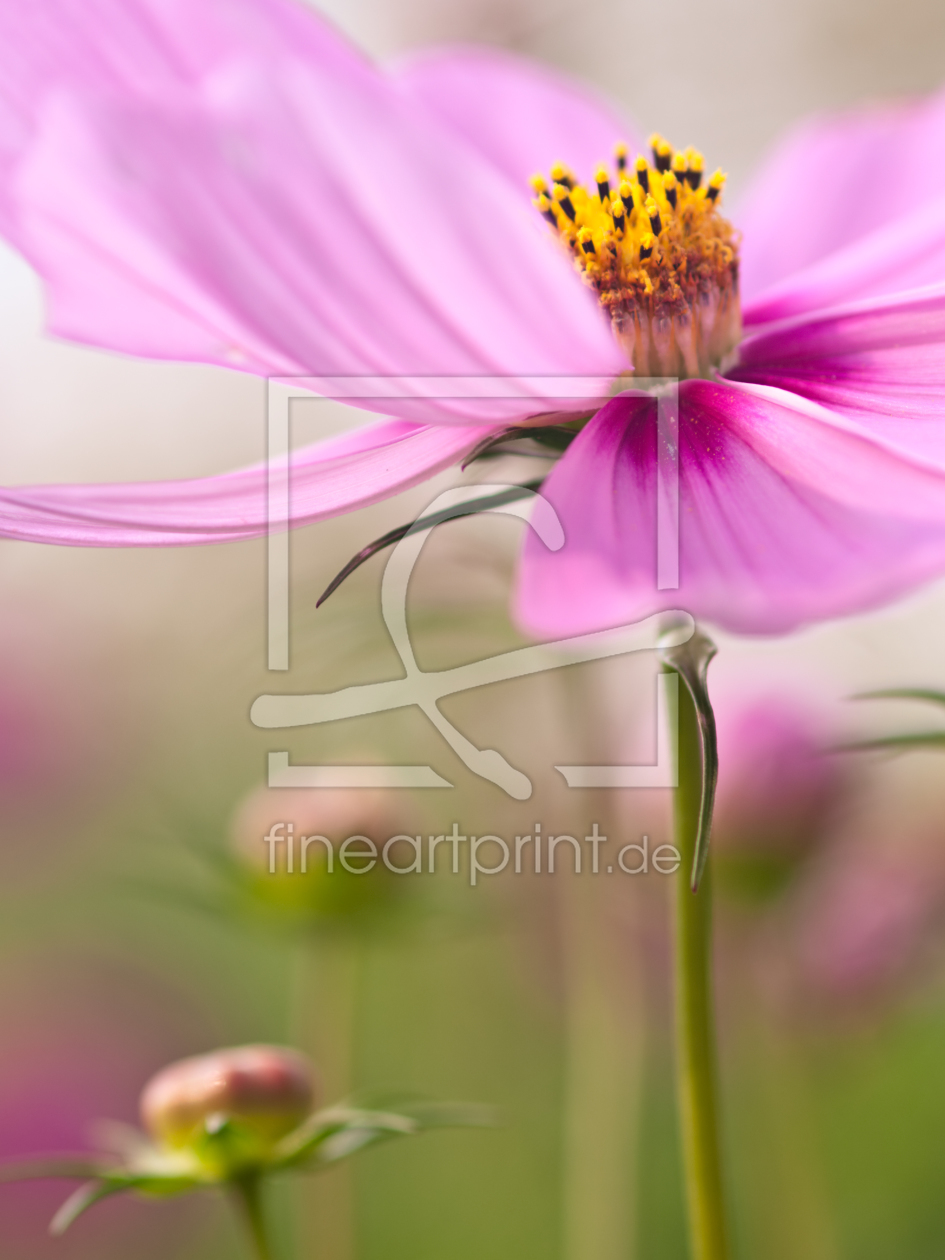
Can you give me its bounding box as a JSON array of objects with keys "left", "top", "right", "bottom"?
[
  {"left": 231, "top": 785, "right": 410, "bottom": 925},
  {"left": 140, "top": 1045, "right": 318, "bottom": 1157}
]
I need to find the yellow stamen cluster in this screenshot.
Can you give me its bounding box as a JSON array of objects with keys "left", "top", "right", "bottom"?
[{"left": 531, "top": 135, "right": 740, "bottom": 378}]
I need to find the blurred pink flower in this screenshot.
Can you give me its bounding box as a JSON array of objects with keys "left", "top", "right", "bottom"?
[
  {"left": 792, "top": 844, "right": 945, "bottom": 1004},
  {"left": 0, "top": 637, "right": 139, "bottom": 878},
  {"left": 713, "top": 696, "right": 846, "bottom": 862},
  {"left": 1, "top": 1, "right": 945, "bottom": 632},
  {"left": 0, "top": 961, "right": 211, "bottom": 1258}
]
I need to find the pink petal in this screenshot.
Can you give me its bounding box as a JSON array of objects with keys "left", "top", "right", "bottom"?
[
  {"left": 737, "top": 87, "right": 945, "bottom": 303},
  {"left": 0, "top": 419, "right": 491, "bottom": 546},
  {"left": 1, "top": 0, "right": 622, "bottom": 422},
  {"left": 395, "top": 46, "right": 638, "bottom": 191},
  {"left": 514, "top": 383, "right": 945, "bottom": 638},
  {"left": 731, "top": 285, "right": 945, "bottom": 469},
  {"left": 0, "top": 0, "right": 367, "bottom": 238},
  {"left": 743, "top": 193, "right": 945, "bottom": 325}
]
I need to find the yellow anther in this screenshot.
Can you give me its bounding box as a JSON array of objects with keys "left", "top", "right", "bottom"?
[
  {"left": 611, "top": 197, "right": 626, "bottom": 217},
  {"left": 534, "top": 193, "right": 557, "bottom": 223},
  {"left": 650, "top": 133, "right": 673, "bottom": 171},
  {"left": 614, "top": 141, "right": 628, "bottom": 170},
  {"left": 618, "top": 179, "right": 635, "bottom": 205},
  {"left": 529, "top": 173, "right": 548, "bottom": 194},
  {"left": 550, "top": 160, "right": 574, "bottom": 188},
  {"left": 594, "top": 165, "right": 609, "bottom": 185},
  {"left": 644, "top": 195, "right": 662, "bottom": 235},
  {"left": 663, "top": 171, "right": 678, "bottom": 209},
  {"left": 576, "top": 226, "right": 596, "bottom": 255},
  {"left": 640, "top": 231, "right": 655, "bottom": 260},
  {"left": 552, "top": 182, "right": 576, "bottom": 220},
  {"left": 671, "top": 152, "right": 688, "bottom": 178},
  {"left": 685, "top": 148, "right": 705, "bottom": 189},
  {"left": 706, "top": 168, "right": 726, "bottom": 202}
]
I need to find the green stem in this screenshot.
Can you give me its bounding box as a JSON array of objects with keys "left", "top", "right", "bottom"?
[
  {"left": 560, "top": 870, "right": 642, "bottom": 1260},
  {"left": 673, "top": 675, "right": 729, "bottom": 1260},
  {"left": 291, "top": 938, "right": 359, "bottom": 1260},
  {"left": 234, "top": 1176, "right": 275, "bottom": 1260}
]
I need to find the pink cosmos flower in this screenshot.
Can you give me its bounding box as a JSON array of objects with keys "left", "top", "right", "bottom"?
[{"left": 3, "top": 0, "right": 945, "bottom": 634}]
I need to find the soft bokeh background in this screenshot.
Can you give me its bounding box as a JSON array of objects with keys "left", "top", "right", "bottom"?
[{"left": 3, "top": 1, "right": 945, "bottom": 1258}]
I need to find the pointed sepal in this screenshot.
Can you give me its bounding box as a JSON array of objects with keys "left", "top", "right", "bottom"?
[
  {"left": 659, "top": 627, "right": 719, "bottom": 891},
  {"left": 273, "top": 1101, "right": 495, "bottom": 1172},
  {"left": 51, "top": 1179, "right": 129, "bottom": 1235}
]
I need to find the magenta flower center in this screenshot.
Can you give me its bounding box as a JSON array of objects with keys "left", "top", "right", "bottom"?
[{"left": 532, "top": 134, "right": 741, "bottom": 379}]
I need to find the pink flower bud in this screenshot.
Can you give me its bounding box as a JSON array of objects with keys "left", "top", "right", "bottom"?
[
  {"left": 140, "top": 1045, "right": 318, "bottom": 1152},
  {"left": 231, "top": 785, "right": 409, "bottom": 922},
  {"left": 233, "top": 786, "right": 410, "bottom": 862}
]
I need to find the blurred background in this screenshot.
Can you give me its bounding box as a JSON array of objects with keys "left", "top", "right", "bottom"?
[{"left": 3, "top": 0, "right": 945, "bottom": 1257}]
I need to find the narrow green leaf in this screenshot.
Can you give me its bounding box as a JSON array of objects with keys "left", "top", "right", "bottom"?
[
  {"left": 838, "top": 731, "right": 945, "bottom": 752},
  {"left": 854, "top": 687, "right": 945, "bottom": 708},
  {"left": 659, "top": 627, "right": 719, "bottom": 891}
]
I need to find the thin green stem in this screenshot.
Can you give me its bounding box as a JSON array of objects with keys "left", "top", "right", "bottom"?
[
  {"left": 291, "top": 938, "right": 358, "bottom": 1260},
  {"left": 673, "top": 675, "right": 729, "bottom": 1260},
  {"left": 234, "top": 1176, "right": 275, "bottom": 1260},
  {"left": 560, "top": 871, "right": 641, "bottom": 1260}
]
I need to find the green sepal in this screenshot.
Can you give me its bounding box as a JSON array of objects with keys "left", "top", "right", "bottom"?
[
  {"left": 461, "top": 422, "right": 582, "bottom": 468},
  {"left": 51, "top": 1180, "right": 128, "bottom": 1235},
  {"left": 273, "top": 1101, "right": 495, "bottom": 1172},
  {"left": 49, "top": 1174, "right": 161, "bottom": 1234},
  {"left": 315, "top": 481, "right": 544, "bottom": 609},
  {"left": 659, "top": 627, "right": 719, "bottom": 891}
]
